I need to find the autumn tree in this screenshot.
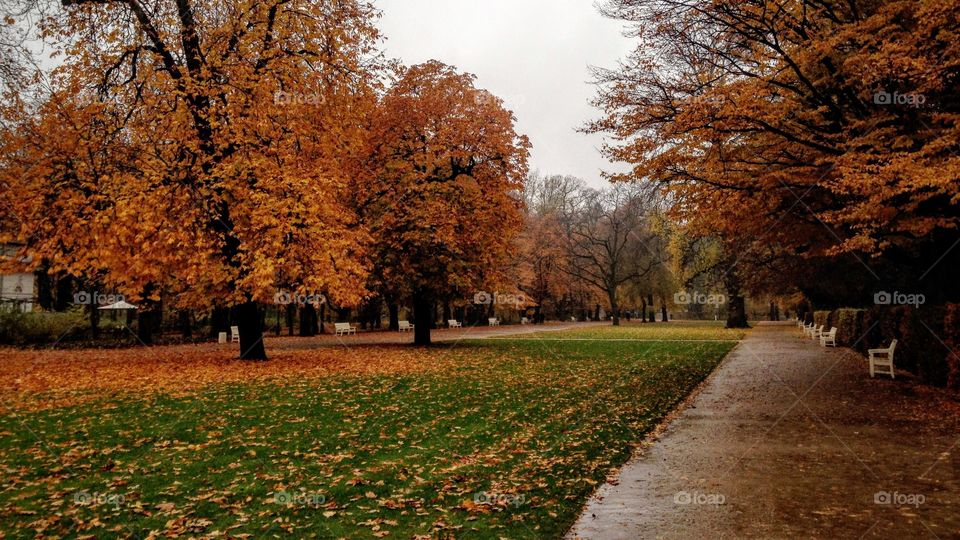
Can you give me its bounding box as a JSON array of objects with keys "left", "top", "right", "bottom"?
[
  {"left": 559, "top": 182, "right": 665, "bottom": 326},
  {"left": 357, "top": 61, "right": 530, "bottom": 345},
  {"left": 517, "top": 172, "right": 587, "bottom": 321},
  {"left": 1, "top": 0, "right": 381, "bottom": 358},
  {"left": 591, "top": 0, "right": 960, "bottom": 303}
]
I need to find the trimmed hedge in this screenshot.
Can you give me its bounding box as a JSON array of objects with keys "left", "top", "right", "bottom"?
[
  {"left": 810, "top": 304, "right": 960, "bottom": 388},
  {"left": 0, "top": 310, "right": 86, "bottom": 346}
]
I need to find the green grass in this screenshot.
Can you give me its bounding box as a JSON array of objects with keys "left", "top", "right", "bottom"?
[
  {"left": 0, "top": 323, "right": 741, "bottom": 539},
  {"left": 510, "top": 321, "right": 748, "bottom": 342}
]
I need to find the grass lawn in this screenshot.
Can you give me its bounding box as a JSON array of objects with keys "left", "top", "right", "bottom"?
[{"left": 0, "top": 322, "right": 742, "bottom": 539}]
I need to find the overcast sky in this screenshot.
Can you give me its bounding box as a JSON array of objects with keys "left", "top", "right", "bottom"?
[{"left": 375, "top": 0, "right": 635, "bottom": 186}]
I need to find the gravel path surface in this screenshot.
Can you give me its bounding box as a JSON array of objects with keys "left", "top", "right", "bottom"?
[{"left": 568, "top": 322, "right": 960, "bottom": 539}]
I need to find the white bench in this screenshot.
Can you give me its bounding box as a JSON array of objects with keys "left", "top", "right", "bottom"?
[
  {"left": 869, "top": 339, "right": 898, "bottom": 379},
  {"left": 448, "top": 319, "right": 462, "bottom": 328},
  {"left": 809, "top": 324, "right": 825, "bottom": 340},
  {"left": 520, "top": 317, "right": 529, "bottom": 325},
  {"left": 231, "top": 326, "right": 240, "bottom": 343},
  {"left": 335, "top": 322, "right": 357, "bottom": 336},
  {"left": 488, "top": 318, "right": 500, "bottom": 327},
  {"left": 820, "top": 327, "right": 838, "bottom": 347},
  {"left": 398, "top": 320, "right": 414, "bottom": 332}
]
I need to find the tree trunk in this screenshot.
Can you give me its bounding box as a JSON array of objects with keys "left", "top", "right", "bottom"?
[
  {"left": 641, "top": 297, "right": 648, "bottom": 323},
  {"left": 89, "top": 303, "right": 100, "bottom": 340},
  {"left": 661, "top": 305, "right": 668, "bottom": 323},
  {"left": 388, "top": 303, "right": 400, "bottom": 331},
  {"left": 299, "top": 304, "right": 318, "bottom": 337},
  {"left": 413, "top": 291, "right": 433, "bottom": 346},
  {"left": 210, "top": 306, "right": 230, "bottom": 339},
  {"left": 36, "top": 263, "right": 53, "bottom": 311},
  {"left": 233, "top": 301, "right": 267, "bottom": 360},
  {"left": 285, "top": 304, "right": 296, "bottom": 336},
  {"left": 319, "top": 302, "right": 326, "bottom": 334},
  {"left": 137, "top": 303, "right": 160, "bottom": 345},
  {"left": 609, "top": 290, "right": 620, "bottom": 326},
  {"left": 178, "top": 310, "right": 193, "bottom": 339},
  {"left": 54, "top": 273, "right": 73, "bottom": 312},
  {"left": 724, "top": 273, "right": 750, "bottom": 329}
]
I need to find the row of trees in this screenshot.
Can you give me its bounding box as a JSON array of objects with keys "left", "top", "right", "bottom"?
[
  {"left": 517, "top": 173, "right": 675, "bottom": 327},
  {"left": 590, "top": 0, "right": 960, "bottom": 313},
  {"left": 0, "top": 1, "right": 529, "bottom": 355}
]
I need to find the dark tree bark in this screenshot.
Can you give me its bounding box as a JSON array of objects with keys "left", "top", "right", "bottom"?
[
  {"left": 210, "top": 306, "right": 230, "bottom": 339},
  {"left": 724, "top": 273, "right": 750, "bottom": 329},
  {"left": 233, "top": 301, "right": 267, "bottom": 360},
  {"left": 35, "top": 263, "right": 53, "bottom": 311},
  {"left": 89, "top": 303, "right": 100, "bottom": 340},
  {"left": 137, "top": 302, "right": 160, "bottom": 345},
  {"left": 609, "top": 292, "right": 621, "bottom": 326},
  {"left": 178, "top": 309, "right": 193, "bottom": 339},
  {"left": 661, "top": 305, "right": 668, "bottom": 323},
  {"left": 319, "top": 302, "right": 326, "bottom": 334},
  {"left": 285, "top": 304, "right": 296, "bottom": 336},
  {"left": 299, "top": 304, "right": 318, "bottom": 337},
  {"left": 413, "top": 290, "right": 433, "bottom": 346},
  {"left": 640, "top": 297, "right": 648, "bottom": 322},
  {"left": 388, "top": 303, "right": 400, "bottom": 331},
  {"left": 54, "top": 273, "right": 73, "bottom": 312}
]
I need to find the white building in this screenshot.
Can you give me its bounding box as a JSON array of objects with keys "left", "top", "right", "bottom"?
[{"left": 0, "top": 243, "right": 35, "bottom": 312}]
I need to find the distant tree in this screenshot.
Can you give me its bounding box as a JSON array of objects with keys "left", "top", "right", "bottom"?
[
  {"left": 559, "top": 183, "right": 665, "bottom": 326},
  {"left": 357, "top": 62, "right": 531, "bottom": 345}
]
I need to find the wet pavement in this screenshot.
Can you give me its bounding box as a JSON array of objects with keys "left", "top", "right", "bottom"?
[{"left": 568, "top": 322, "right": 960, "bottom": 539}]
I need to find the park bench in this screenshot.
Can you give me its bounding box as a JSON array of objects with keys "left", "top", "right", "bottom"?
[
  {"left": 869, "top": 339, "right": 898, "bottom": 379},
  {"left": 520, "top": 317, "right": 529, "bottom": 325},
  {"left": 398, "top": 320, "right": 414, "bottom": 332},
  {"left": 802, "top": 322, "right": 815, "bottom": 337},
  {"left": 448, "top": 319, "right": 463, "bottom": 328},
  {"left": 809, "top": 324, "right": 825, "bottom": 340},
  {"left": 820, "top": 327, "right": 838, "bottom": 347},
  {"left": 335, "top": 322, "right": 357, "bottom": 336},
  {"left": 488, "top": 318, "right": 500, "bottom": 327},
  {"left": 230, "top": 326, "right": 240, "bottom": 343}
]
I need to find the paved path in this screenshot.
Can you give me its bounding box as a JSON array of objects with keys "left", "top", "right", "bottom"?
[{"left": 568, "top": 322, "right": 960, "bottom": 539}]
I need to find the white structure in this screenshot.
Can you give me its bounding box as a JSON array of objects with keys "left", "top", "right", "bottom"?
[
  {"left": 398, "top": 320, "right": 414, "bottom": 332},
  {"left": 0, "top": 243, "right": 35, "bottom": 312},
  {"left": 334, "top": 322, "right": 357, "bottom": 336},
  {"left": 869, "top": 340, "right": 898, "bottom": 379}
]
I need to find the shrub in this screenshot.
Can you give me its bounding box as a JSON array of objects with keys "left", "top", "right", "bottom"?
[
  {"left": 943, "top": 304, "right": 960, "bottom": 391},
  {"left": 0, "top": 310, "right": 86, "bottom": 346},
  {"left": 834, "top": 309, "right": 865, "bottom": 347},
  {"left": 813, "top": 311, "right": 832, "bottom": 328}
]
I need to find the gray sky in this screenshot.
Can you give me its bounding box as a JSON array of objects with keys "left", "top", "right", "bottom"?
[{"left": 375, "top": 0, "right": 634, "bottom": 186}]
